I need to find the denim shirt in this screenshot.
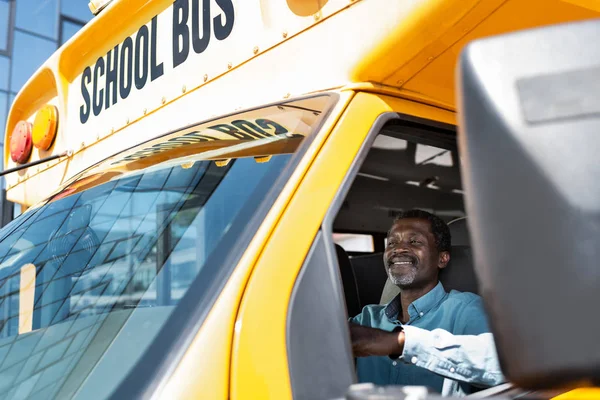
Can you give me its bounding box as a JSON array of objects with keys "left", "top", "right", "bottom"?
[{"left": 351, "top": 282, "right": 491, "bottom": 397}]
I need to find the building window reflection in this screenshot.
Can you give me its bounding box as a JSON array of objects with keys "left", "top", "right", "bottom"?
[
  {"left": 0, "top": 55, "right": 8, "bottom": 91},
  {"left": 61, "top": 1, "right": 92, "bottom": 24},
  {"left": 10, "top": 30, "right": 56, "bottom": 92},
  {"left": 60, "top": 17, "right": 84, "bottom": 45},
  {"left": 0, "top": 0, "right": 13, "bottom": 55},
  {"left": 15, "top": 0, "right": 59, "bottom": 40},
  {"left": 1, "top": 0, "right": 91, "bottom": 227},
  {"left": 0, "top": 93, "right": 7, "bottom": 143}
]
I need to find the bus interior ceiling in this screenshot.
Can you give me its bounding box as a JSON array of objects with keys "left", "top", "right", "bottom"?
[{"left": 333, "top": 123, "right": 465, "bottom": 236}]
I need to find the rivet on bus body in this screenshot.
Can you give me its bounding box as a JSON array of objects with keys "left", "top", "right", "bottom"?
[
  {"left": 111, "top": 128, "right": 114, "bottom": 134},
  {"left": 96, "top": 133, "right": 100, "bottom": 140},
  {"left": 143, "top": 108, "right": 147, "bottom": 115},
  {"left": 282, "top": 31, "right": 288, "bottom": 39},
  {"left": 162, "top": 97, "right": 166, "bottom": 104},
  {"left": 182, "top": 85, "right": 187, "bottom": 93},
  {"left": 253, "top": 46, "right": 259, "bottom": 55},
  {"left": 314, "top": 13, "right": 320, "bottom": 21},
  {"left": 397, "top": 80, "right": 404, "bottom": 85},
  {"left": 227, "top": 62, "right": 232, "bottom": 69},
  {"left": 81, "top": 142, "right": 85, "bottom": 149},
  {"left": 203, "top": 74, "right": 208, "bottom": 82},
  {"left": 126, "top": 118, "right": 130, "bottom": 124},
  {"left": 427, "top": 56, "right": 434, "bottom": 61}
]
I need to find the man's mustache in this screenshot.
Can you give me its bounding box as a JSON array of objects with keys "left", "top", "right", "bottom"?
[{"left": 387, "top": 253, "right": 418, "bottom": 267}]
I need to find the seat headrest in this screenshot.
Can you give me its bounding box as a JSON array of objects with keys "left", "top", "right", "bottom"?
[
  {"left": 438, "top": 245, "right": 478, "bottom": 294},
  {"left": 442, "top": 217, "right": 478, "bottom": 293},
  {"left": 335, "top": 244, "right": 362, "bottom": 317},
  {"left": 448, "top": 217, "right": 471, "bottom": 246}
]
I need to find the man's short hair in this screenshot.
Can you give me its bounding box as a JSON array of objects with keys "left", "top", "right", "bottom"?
[{"left": 392, "top": 209, "right": 451, "bottom": 253}]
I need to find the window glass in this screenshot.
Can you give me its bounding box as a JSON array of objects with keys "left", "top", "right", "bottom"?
[
  {"left": 15, "top": 0, "right": 59, "bottom": 40},
  {"left": 415, "top": 143, "right": 453, "bottom": 167},
  {"left": 0, "top": 55, "right": 9, "bottom": 90},
  {"left": 0, "top": 92, "right": 7, "bottom": 140},
  {"left": 372, "top": 134, "right": 407, "bottom": 150},
  {"left": 12, "top": 204, "right": 20, "bottom": 220},
  {"left": 0, "top": 157, "right": 286, "bottom": 399},
  {"left": 60, "top": 19, "right": 83, "bottom": 45},
  {"left": 10, "top": 31, "right": 56, "bottom": 92},
  {"left": 0, "top": 95, "right": 336, "bottom": 399},
  {"left": 60, "top": 1, "right": 92, "bottom": 23},
  {"left": 0, "top": 0, "right": 10, "bottom": 52},
  {"left": 333, "top": 233, "right": 374, "bottom": 253}
]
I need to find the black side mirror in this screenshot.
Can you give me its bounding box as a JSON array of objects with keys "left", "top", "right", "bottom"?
[{"left": 457, "top": 18, "right": 600, "bottom": 390}]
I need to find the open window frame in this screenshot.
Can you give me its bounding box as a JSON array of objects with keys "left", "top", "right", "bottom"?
[{"left": 286, "top": 111, "right": 457, "bottom": 400}]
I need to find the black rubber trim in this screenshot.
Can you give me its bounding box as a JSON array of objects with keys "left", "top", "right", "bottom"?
[
  {"left": 107, "top": 93, "right": 339, "bottom": 400},
  {"left": 287, "top": 231, "right": 355, "bottom": 400}
]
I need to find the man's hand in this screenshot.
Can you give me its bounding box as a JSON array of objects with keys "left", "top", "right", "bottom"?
[{"left": 349, "top": 323, "right": 405, "bottom": 357}]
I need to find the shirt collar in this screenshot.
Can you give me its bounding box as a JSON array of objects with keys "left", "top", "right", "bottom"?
[{"left": 384, "top": 281, "right": 448, "bottom": 322}]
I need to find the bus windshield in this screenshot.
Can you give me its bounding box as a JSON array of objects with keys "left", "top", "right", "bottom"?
[{"left": 0, "top": 95, "right": 335, "bottom": 399}]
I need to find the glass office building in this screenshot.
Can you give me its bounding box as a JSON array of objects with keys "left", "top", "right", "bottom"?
[{"left": 0, "top": 0, "right": 92, "bottom": 224}]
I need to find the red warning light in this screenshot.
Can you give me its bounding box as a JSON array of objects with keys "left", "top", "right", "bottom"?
[{"left": 10, "top": 121, "right": 33, "bottom": 164}]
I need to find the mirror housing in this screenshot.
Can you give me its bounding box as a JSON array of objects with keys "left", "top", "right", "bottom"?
[{"left": 457, "top": 18, "right": 600, "bottom": 389}]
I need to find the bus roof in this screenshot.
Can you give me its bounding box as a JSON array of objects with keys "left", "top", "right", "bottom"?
[{"left": 4, "top": 0, "right": 599, "bottom": 207}]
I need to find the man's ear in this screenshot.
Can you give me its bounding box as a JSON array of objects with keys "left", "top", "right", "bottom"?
[{"left": 438, "top": 251, "right": 450, "bottom": 269}]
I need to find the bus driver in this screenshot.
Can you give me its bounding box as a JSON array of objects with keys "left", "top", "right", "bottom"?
[{"left": 349, "top": 210, "right": 496, "bottom": 396}]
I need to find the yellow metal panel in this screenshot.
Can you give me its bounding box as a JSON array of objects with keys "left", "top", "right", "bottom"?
[
  {"left": 351, "top": 0, "right": 499, "bottom": 84},
  {"left": 552, "top": 388, "right": 600, "bottom": 399},
  {"left": 5, "top": 0, "right": 411, "bottom": 207},
  {"left": 154, "top": 251, "right": 250, "bottom": 400},
  {"left": 231, "top": 92, "right": 455, "bottom": 399},
  {"left": 561, "top": 0, "right": 600, "bottom": 12},
  {"left": 342, "top": 82, "right": 458, "bottom": 115},
  {"left": 60, "top": 0, "right": 174, "bottom": 80},
  {"left": 399, "top": 0, "right": 599, "bottom": 109},
  {"left": 157, "top": 91, "right": 355, "bottom": 399}
]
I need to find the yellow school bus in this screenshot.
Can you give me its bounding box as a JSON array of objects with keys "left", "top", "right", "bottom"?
[{"left": 2, "top": 0, "right": 600, "bottom": 399}]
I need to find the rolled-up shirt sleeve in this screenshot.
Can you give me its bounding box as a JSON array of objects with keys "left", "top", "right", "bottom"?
[{"left": 400, "top": 325, "right": 506, "bottom": 387}]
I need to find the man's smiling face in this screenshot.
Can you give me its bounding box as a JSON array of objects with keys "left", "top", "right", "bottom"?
[{"left": 384, "top": 218, "right": 448, "bottom": 289}]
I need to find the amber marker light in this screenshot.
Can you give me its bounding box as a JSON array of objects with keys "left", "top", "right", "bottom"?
[{"left": 32, "top": 105, "right": 58, "bottom": 151}]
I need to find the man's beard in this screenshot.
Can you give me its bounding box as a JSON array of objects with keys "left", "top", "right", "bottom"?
[
  {"left": 387, "top": 265, "right": 418, "bottom": 287},
  {"left": 386, "top": 253, "right": 418, "bottom": 287}
]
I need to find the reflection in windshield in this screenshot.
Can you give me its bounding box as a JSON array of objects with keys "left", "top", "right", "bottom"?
[{"left": 0, "top": 155, "right": 289, "bottom": 399}]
